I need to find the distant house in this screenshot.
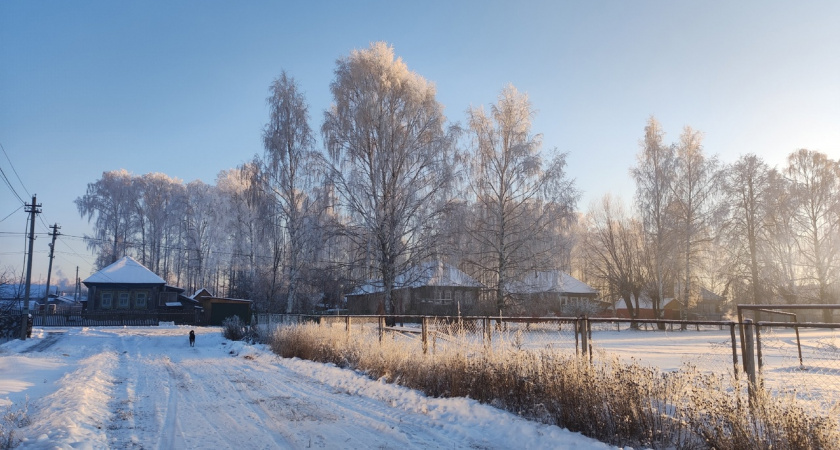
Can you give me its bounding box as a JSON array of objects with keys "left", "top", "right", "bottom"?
[
  {"left": 507, "top": 270, "right": 605, "bottom": 316},
  {"left": 83, "top": 256, "right": 169, "bottom": 311},
  {"left": 345, "top": 261, "right": 483, "bottom": 316},
  {"left": 690, "top": 287, "right": 727, "bottom": 320},
  {"left": 191, "top": 289, "right": 252, "bottom": 325},
  {"left": 38, "top": 294, "right": 83, "bottom": 314},
  {"left": 614, "top": 295, "right": 681, "bottom": 320}
]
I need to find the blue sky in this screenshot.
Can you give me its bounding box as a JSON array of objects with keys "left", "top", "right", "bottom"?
[{"left": 1, "top": 0, "right": 838, "bottom": 285}]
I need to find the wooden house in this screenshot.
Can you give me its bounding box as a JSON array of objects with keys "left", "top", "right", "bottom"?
[
  {"left": 345, "top": 261, "right": 483, "bottom": 316},
  {"left": 83, "top": 256, "right": 168, "bottom": 311},
  {"left": 614, "top": 295, "right": 681, "bottom": 319},
  {"left": 507, "top": 271, "right": 604, "bottom": 316}
]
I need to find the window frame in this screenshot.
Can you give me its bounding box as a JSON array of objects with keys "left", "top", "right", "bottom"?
[
  {"left": 135, "top": 291, "right": 148, "bottom": 309},
  {"left": 100, "top": 291, "right": 113, "bottom": 309},
  {"left": 118, "top": 292, "right": 131, "bottom": 309}
]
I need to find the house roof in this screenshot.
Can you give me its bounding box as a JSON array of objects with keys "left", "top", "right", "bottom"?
[
  {"left": 615, "top": 295, "right": 677, "bottom": 310},
  {"left": 82, "top": 256, "right": 166, "bottom": 285},
  {"left": 191, "top": 288, "right": 213, "bottom": 299},
  {"left": 507, "top": 271, "right": 597, "bottom": 295},
  {"left": 349, "top": 261, "right": 482, "bottom": 296}
]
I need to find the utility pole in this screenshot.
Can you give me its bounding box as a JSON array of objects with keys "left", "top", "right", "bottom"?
[
  {"left": 75, "top": 266, "right": 81, "bottom": 302},
  {"left": 42, "top": 223, "right": 60, "bottom": 324},
  {"left": 20, "top": 195, "right": 41, "bottom": 340}
]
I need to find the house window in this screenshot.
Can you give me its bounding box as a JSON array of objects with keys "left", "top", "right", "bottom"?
[
  {"left": 118, "top": 292, "right": 130, "bottom": 309},
  {"left": 455, "top": 291, "right": 462, "bottom": 304},
  {"left": 560, "top": 295, "right": 568, "bottom": 306},
  {"left": 101, "top": 292, "right": 113, "bottom": 309},
  {"left": 135, "top": 292, "right": 148, "bottom": 309},
  {"left": 444, "top": 290, "right": 452, "bottom": 304}
]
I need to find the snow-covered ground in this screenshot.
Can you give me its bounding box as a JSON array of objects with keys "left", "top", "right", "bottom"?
[{"left": 1, "top": 326, "right": 617, "bottom": 449}]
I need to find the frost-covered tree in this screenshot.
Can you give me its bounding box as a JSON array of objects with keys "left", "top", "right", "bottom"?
[
  {"left": 76, "top": 169, "right": 140, "bottom": 269},
  {"left": 719, "top": 154, "right": 773, "bottom": 305},
  {"left": 581, "top": 195, "right": 645, "bottom": 322},
  {"left": 670, "top": 127, "right": 722, "bottom": 317},
  {"left": 322, "top": 42, "right": 456, "bottom": 316},
  {"left": 763, "top": 170, "right": 801, "bottom": 304},
  {"left": 631, "top": 117, "right": 676, "bottom": 320},
  {"left": 135, "top": 172, "right": 185, "bottom": 277},
  {"left": 465, "top": 84, "right": 577, "bottom": 314},
  {"left": 263, "top": 71, "right": 323, "bottom": 314},
  {"left": 184, "top": 180, "right": 223, "bottom": 293},
  {"left": 785, "top": 149, "right": 840, "bottom": 315}
]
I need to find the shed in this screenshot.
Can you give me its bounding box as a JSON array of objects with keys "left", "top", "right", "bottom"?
[{"left": 191, "top": 289, "right": 252, "bottom": 325}]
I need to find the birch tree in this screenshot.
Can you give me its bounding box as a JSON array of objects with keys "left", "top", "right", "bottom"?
[
  {"left": 263, "top": 71, "right": 322, "bottom": 313},
  {"left": 671, "top": 127, "right": 722, "bottom": 319},
  {"left": 786, "top": 149, "right": 840, "bottom": 317},
  {"left": 465, "top": 84, "right": 578, "bottom": 314},
  {"left": 720, "top": 154, "right": 773, "bottom": 305},
  {"left": 322, "top": 42, "right": 456, "bottom": 316},
  {"left": 763, "top": 170, "right": 800, "bottom": 303},
  {"left": 581, "top": 195, "right": 645, "bottom": 322},
  {"left": 135, "top": 172, "right": 185, "bottom": 276},
  {"left": 76, "top": 169, "right": 139, "bottom": 269},
  {"left": 631, "top": 117, "right": 676, "bottom": 320}
]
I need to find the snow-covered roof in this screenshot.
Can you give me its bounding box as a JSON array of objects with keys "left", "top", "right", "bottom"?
[
  {"left": 83, "top": 256, "right": 166, "bottom": 285},
  {"left": 191, "top": 288, "right": 212, "bottom": 299},
  {"left": 349, "top": 261, "right": 482, "bottom": 296},
  {"left": 615, "top": 295, "right": 676, "bottom": 310},
  {"left": 507, "top": 271, "right": 597, "bottom": 295}
]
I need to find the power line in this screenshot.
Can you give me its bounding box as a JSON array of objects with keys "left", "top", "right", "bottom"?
[
  {"left": 0, "top": 141, "right": 30, "bottom": 203},
  {"left": 0, "top": 165, "right": 24, "bottom": 205},
  {"left": 0, "top": 205, "right": 24, "bottom": 223}
]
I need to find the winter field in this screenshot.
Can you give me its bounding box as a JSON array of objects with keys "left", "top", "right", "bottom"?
[{"left": 0, "top": 326, "right": 616, "bottom": 449}]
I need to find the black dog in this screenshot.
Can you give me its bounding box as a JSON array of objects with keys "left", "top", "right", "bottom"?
[{"left": 189, "top": 330, "right": 196, "bottom": 347}]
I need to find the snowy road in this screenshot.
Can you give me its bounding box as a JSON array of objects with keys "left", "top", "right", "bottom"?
[{"left": 1, "top": 327, "right": 613, "bottom": 449}]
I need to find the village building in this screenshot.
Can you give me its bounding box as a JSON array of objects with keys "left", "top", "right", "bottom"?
[
  {"left": 82, "top": 256, "right": 198, "bottom": 314},
  {"left": 190, "top": 288, "right": 252, "bottom": 325},
  {"left": 613, "top": 294, "right": 681, "bottom": 320},
  {"left": 345, "top": 261, "right": 483, "bottom": 316},
  {"left": 507, "top": 270, "right": 605, "bottom": 316},
  {"left": 83, "top": 256, "right": 169, "bottom": 311}
]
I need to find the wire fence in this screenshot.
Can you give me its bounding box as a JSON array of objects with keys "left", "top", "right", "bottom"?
[
  {"left": 754, "top": 322, "right": 840, "bottom": 411},
  {"left": 254, "top": 313, "right": 840, "bottom": 419}
]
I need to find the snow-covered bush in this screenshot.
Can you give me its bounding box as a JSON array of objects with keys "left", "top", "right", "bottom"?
[
  {"left": 221, "top": 316, "right": 246, "bottom": 341},
  {"left": 0, "top": 398, "right": 30, "bottom": 449}
]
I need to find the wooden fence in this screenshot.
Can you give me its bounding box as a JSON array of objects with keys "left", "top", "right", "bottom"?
[{"left": 32, "top": 310, "right": 202, "bottom": 327}]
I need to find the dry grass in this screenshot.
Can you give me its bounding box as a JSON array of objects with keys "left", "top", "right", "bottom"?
[{"left": 269, "top": 323, "right": 839, "bottom": 450}]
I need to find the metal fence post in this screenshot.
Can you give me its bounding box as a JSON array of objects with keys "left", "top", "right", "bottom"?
[
  {"left": 742, "top": 319, "right": 758, "bottom": 399},
  {"left": 483, "top": 317, "right": 491, "bottom": 351},
  {"left": 729, "top": 322, "right": 739, "bottom": 380},
  {"left": 794, "top": 322, "right": 804, "bottom": 369},
  {"left": 755, "top": 323, "right": 764, "bottom": 382},
  {"left": 422, "top": 316, "right": 428, "bottom": 354},
  {"left": 579, "top": 317, "right": 588, "bottom": 360},
  {"left": 378, "top": 315, "right": 385, "bottom": 343},
  {"left": 345, "top": 315, "right": 351, "bottom": 340}
]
